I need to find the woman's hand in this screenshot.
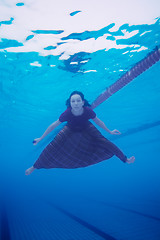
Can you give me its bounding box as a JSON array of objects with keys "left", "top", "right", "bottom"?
[
  {"left": 33, "top": 138, "right": 41, "bottom": 145},
  {"left": 110, "top": 129, "right": 121, "bottom": 135}
]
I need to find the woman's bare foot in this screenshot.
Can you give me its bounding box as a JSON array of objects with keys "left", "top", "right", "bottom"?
[
  {"left": 126, "top": 156, "right": 135, "bottom": 164},
  {"left": 25, "top": 166, "right": 35, "bottom": 175}
]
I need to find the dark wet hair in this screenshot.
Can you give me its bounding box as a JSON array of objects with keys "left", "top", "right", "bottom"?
[{"left": 66, "top": 91, "right": 91, "bottom": 108}]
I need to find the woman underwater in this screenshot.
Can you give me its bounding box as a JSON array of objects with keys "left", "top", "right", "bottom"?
[{"left": 25, "top": 91, "right": 135, "bottom": 175}]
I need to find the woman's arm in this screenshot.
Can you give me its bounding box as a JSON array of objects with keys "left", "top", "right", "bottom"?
[
  {"left": 92, "top": 117, "right": 121, "bottom": 135},
  {"left": 33, "top": 120, "right": 62, "bottom": 145}
]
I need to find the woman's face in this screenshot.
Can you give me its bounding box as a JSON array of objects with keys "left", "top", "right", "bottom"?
[{"left": 70, "top": 94, "right": 84, "bottom": 111}]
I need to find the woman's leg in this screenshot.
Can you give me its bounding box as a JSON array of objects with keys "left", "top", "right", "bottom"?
[
  {"left": 105, "top": 139, "right": 135, "bottom": 163},
  {"left": 25, "top": 166, "right": 36, "bottom": 175},
  {"left": 86, "top": 123, "right": 135, "bottom": 163},
  {"left": 126, "top": 156, "right": 135, "bottom": 163}
]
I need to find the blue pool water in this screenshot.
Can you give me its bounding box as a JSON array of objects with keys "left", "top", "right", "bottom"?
[{"left": 0, "top": 3, "right": 160, "bottom": 239}]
